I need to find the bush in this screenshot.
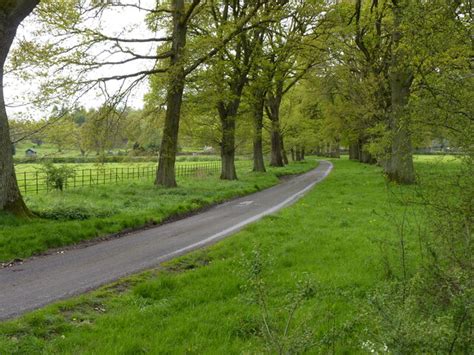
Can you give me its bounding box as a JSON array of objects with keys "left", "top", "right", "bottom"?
[
  {"left": 41, "top": 162, "right": 76, "bottom": 191},
  {"left": 34, "top": 205, "right": 115, "bottom": 220},
  {"left": 366, "top": 156, "right": 473, "bottom": 353}
]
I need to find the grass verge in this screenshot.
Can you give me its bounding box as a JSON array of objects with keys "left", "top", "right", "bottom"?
[
  {"left": 0, "top": 161, "right": 315, "bottom": 262},
  {"left": 0, "top": 157, "right": 462, "bottom": 353}
]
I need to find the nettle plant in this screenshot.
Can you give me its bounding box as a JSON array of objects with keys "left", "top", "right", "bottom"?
[{"left": 41, "top": 162, "right": 76, "bottom": 191}]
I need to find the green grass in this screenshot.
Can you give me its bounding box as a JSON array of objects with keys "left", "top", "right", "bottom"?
[
  {"left": 14, "top": 142, "right": 230, "bottom": 160},
  {"left": 0, "top": 161, "right": 313, "bottom": 262},
  {"left": 14, "top": 141, "right": 249, "bottom": 164},
  {"left": 15, "top": 160, "right": 239, "bottom": 195},
  {"left": 15, "top": 143, "right": 81, "bottom": 159},
  {"left": 0, "top": 157, "right": 462, "bottom": 353},
  {"left": 15, "top": 159, "right": 250, "bottom": 174}
]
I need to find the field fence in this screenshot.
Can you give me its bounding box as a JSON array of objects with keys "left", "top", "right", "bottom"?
[{"left": 17, "top": 161, "right": 231, "bottom": 195}]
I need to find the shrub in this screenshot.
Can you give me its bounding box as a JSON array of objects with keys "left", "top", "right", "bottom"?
[
  {"left": 41, "top": 162, "right": 76, "bottom": 191},
  {"left": 34, "top": 205, "right": 115, "bottom": 220}
]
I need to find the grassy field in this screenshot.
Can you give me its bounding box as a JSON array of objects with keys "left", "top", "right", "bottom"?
[
  {"left": 15, "top": 143, "right": 82, "bottom": 159},
  {"left": 14, "top": 160, "right": 251, "bottom": 174},
  {"left": 14, "top": 142, "right": 249, "bottom": 163},
  {"left": 0, "top": 161, "right": 314, "bottom": 262},
  {"left": 1, "top": 157, "right": 462, "bottom": 354},
  {"left": 14, "top": 161, "right": 249, "bottom": 195}
]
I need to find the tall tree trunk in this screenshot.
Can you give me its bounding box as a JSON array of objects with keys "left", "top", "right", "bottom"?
[
  {"left": 266, "top": 92, "right": 284, "bottom": 167},
  {"left": 251, "top": 88, "right": 266, "bottom": 172},
  {"left": 156, "top": 0, "right": 187, "bottom": 188},
  {"left": 295, "top": 147, "right": 301, "bottom": 161},
  {"left": 385, "top": 1, "right": 415, "bottom": 184},
  {"left": 220, "top": 113, "right": 237, "bottom": 180},
  {"left": 216, "top": 80, "right": 246, "bottom": 181},
  {"left": 332, "top": 140, "right": 340, "bottom": 158},
  {"left": 349, "top": 141, "right": 360, "bottom": 160},
  {"left": 0, "top": 75, "right": 28, "bottom": 216},
  {"left": 280, "top": 134, "right": 288, "bottom": 165},
  {"left": 360, "top": 148, "right": 376, "bottom": 164},
  {"left": 386, "top": 85, "right": 415, "bottom": 182},
  {"left": 325, "top": 142, "right": 331, "bottom": 157},
  {"left": 301, "top": 146, "right": 305, "bottom": 160},
  {"left": 269, "top": 119, "right": 284, "bottom": 166},
  {"left": 0, "top": 0, "right": 39, "bottom": 216},
  {"left": 290, "top": 148, "right": 295, "bottom": 161},
  {"left": 315, "top": 145, "right": 321, "bottom": 156}
]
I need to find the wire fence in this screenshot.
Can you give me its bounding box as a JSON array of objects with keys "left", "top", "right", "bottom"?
[{"left": 17, "top": 161, "right": 223, "bottom": 195}]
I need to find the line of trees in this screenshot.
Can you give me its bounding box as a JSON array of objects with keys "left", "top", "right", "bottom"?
[
  {"left": 10, "top": 106, "right": 164, "bottom": 157},
  {"left": 1, "top": 0, "right": 472, "bottom": 216}
]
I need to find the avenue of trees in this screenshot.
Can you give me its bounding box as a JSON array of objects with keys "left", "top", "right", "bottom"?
[
  {"left": 0, "top": 2, "right": 472, "bottom": 350},
  {"left": 0, "top": 0, "right": 472, "bottom": 216}
]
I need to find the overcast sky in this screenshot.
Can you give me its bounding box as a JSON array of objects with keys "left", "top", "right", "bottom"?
[{"left": 5, "top": 0, "right": 160, "bottom": 121}]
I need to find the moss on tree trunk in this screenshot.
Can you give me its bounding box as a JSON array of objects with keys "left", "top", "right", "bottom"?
[{"left": 0, "top": 0, "right": 39, "bottom": 216}]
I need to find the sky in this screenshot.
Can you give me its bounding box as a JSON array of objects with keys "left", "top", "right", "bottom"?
[{"left": 5, "top": 0, "right": 161, "bottom": 121}]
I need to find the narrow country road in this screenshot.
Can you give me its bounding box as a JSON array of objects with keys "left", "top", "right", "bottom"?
[{"left": 0, "top": 161, "right": 333, "bottom": 320}]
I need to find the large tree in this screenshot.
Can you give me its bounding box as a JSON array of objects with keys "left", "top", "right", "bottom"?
[
  {"left": 204, "top": 1, "right": 269, "bottom": 180},
  {"left": 247, "top": 51, "right": 267, "bottom": 172},
  {"left": 262, "top": 1, "right": 323, "bottom": 167},
  {"left": 154, "top": 0, "right": 190, "bottom": 187},
  {"left": 0, "top": 0, "right": 39, "bottom": 216},
  {"left": 15, "top": 0, "right": 269, "bottom": 187}
]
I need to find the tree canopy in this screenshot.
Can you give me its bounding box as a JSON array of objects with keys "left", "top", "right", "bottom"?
[{"left": 0, "top": 0, "right": 472, "bottom": 214}]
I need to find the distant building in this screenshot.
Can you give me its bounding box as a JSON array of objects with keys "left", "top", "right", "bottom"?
[{"left": 25, "top": 148, "right": 37, "bottom": 157}]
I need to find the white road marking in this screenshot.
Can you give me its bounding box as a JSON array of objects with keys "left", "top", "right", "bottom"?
[
  {"left": 239, "top": 201, "right": 254, "bottom": 206},
  {"left": 157, "top": 162, "right": 333, "bottom": 262}
]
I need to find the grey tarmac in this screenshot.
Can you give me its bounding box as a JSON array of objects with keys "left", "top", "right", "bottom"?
[{"left": 0, "top": 160, "right": 332, "bottom": 320}]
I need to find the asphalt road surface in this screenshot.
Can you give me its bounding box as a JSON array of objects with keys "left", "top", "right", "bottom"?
[{"left": 0, "top": 161, "right": 333, "bottom": 320}]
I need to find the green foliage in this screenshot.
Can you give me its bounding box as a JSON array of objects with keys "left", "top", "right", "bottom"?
[
  {"left": 291, "top": 0, "right": 473, "bottom": 168},
  {"left": 240, "top": 246, "right": 319, "bottom": 354},
  {"left": 34, "top": 204, "right": 115, "bottom": 221},
  {"left": 363, "top": 277, "right": 472, "bottom": 354},
  {"left": 41, "top": 162, "right": 76, "bottom": 191},
  {"left": 360, "top": 155, "right": 473, "bottom": 354}
]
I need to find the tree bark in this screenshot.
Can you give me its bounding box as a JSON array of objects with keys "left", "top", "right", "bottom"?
[
  {"left": 360, "top": 148, "right": 376, "bottom": 164},
  {"left": 332, "top": 141, "right": 340, "bottom": 158},
  {"left": 0, "top": 0, "right": 39, "bottom": 216},
  {"left": 251, "top": 87, "right": 266, "bottom": 172},
  {"left": 385, "top": 1, "right": 416, "bottom": 184},
  {"left": 315, "top": 145, "right": 321, "bottom": 156},
  {"left": 349, "top": 141, "right": 360, "bottom": 160},
  {"left": 156, "top": 0, "right": 187, "bottom": 188},
  {"left": 266, "top": 92, "right": 284, "bottom": 167},
  {"left": 290, "top": 148, "right": 295, "bottom": 161},
  {"left": 269, "top": 119, "right": 284, "bottom": 166},
  {"left": 386, "top": 85, "right": 415, "bottom": 182},
  {"left": 280, "top": 134, "right": 288, "bottom": 165},
  {"left": 295, "top": 147, "right": 301, "bottom": 161},
  {"left": 220, "top": 112, "right": 237, "bottom": 180},
  {"left": 217, "top": 75, "right": 246, "bottom": 180},
  {"left": 301, "top": 146, "right": 305, "bottom": 160}
]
